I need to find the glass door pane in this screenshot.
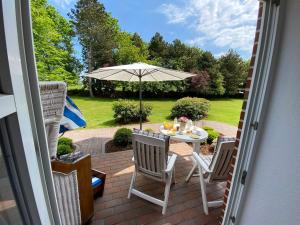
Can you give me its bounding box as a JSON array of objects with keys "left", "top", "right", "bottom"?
[{"left": 0, "top": 146, "right": 24, "bottom": 225}]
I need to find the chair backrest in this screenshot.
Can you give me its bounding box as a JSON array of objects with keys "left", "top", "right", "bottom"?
[
  {"left": 208, "top": 137, "right": 235, "bottom": 183},
  {"left": 132, "top": 129, "right": 170, "bottom": 182},
  {"left": 53, "top": 170, "right": 81, "bottom": 225},
  {"left": 39, "top": 81, "right": 67, "bottom": 158}
]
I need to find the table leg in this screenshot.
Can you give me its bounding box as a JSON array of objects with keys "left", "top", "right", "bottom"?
[{"left": 185, "top": 142, "right": 201, "bottom": 182}]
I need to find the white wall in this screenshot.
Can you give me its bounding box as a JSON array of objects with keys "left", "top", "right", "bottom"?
[{"left": 238, "top": 0, "right": 300, "bottom": 224}]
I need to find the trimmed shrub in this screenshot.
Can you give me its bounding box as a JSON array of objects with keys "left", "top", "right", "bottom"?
[
  {"left": 57, "top": 137, "right": 74, "bottom": 157},
  {"left": 58, "top": 137, "right": 73, "bottom": 146},
  {"left": 57, "top": 144, "right": 73, "bottom": 157},
  {"left": 170, "top": 97, "right": 210, "bottom": 121},
  {"left": 203, "top": 126, "right": 219, "bottom": 145},
  {"left": 113, "top": 128, "right": 133, "bottom": 147},
  {"left": 112, "top": 99, "right": 152, "bottom": 124}
]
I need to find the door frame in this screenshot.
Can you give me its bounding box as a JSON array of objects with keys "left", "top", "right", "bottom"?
[
  {"left": 0, "top": 0, "right": 61, "bottom": 224},
  {"left": 222, "top": 0, "right": 284, "bottom": 224}
]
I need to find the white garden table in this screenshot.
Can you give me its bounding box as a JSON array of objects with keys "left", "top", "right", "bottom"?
[{"left": 160, "top": 126, "right": 208, "bottom": 181}]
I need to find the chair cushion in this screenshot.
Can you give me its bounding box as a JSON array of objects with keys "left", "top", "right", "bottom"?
[{"left": 92, "top": 177, "right": 103, "bottom": 188}]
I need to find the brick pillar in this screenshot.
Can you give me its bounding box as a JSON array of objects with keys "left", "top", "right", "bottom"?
[{"left": 219, "top": 2, "right": 264, "bottom": 224}]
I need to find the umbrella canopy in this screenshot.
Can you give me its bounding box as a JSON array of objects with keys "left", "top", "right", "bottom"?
[{"left": 86, "top": 62, "right": 196, "bottom": 128}]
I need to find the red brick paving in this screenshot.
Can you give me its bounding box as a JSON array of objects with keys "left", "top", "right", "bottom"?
[
  {"left": 65, "top": 121, "right": 237, "bottom": 156},
  {"left": 90, "top": 142, "right": 225, "bottom": 225}
]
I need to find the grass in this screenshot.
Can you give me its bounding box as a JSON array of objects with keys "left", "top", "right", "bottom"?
[{"left": 70, "top": 96, "right": 243, "bottom": 129}]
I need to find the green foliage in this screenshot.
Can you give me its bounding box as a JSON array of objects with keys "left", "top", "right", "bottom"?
[
  {"left": 203, "top": 127, "right": 219, "bottom": 145},
  {"left": 31, "top": 0, "right": 81, "bottom": 85},
  {"left": 113, "top": 128, "right": 133, "bottom": 147},
  {"left": 57, "top": 144, "right": 73, "bottom": 157},
  {"left": 112, "top": 99, "right": 152, "bottom": 123},
  {"left": 33, "top": 0, "right": 248, "bottom": 97},
  {"left": 148, "top": 32, "right": 168, "bottom": 61},
  {"left": 171, "top": 97, "right": 210, "bottom": 121},
  {"left": 58, "top": 137, "right": 73, "bottom": 146},
  {"left": 57, "top": 137, "right": 74, "bottom": 157},
  {"left": 70, "top": 0, "right": 119, "bottom": 67},
  {"left": 70, "top": 0, "right": 119, "bottom": 96},
  {"left": 113, "top": 32, "right": 149, "bottom": 64},
  {"left": 219, "top": 50, "right": 249, "bottom": 95}
]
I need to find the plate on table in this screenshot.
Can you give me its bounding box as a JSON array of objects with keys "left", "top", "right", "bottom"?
[
  {"left": 188, "top": 133, "right": 200, "bottom": 139},
  {"left": 160, "top": 129, "right": 176, "bottom": 136}
]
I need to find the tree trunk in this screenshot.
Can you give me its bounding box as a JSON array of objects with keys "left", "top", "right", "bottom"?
[{"left": 87, "top": 45, "right": 94, "bottom": 97}]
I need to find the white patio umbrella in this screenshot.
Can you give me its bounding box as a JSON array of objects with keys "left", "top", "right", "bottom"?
[{"left": 86, "top": 62, "right": 196, "bottom": 129}]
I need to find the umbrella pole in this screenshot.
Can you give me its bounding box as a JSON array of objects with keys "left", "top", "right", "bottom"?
[{"left": 139, "top": 73, "right": 142, "bottom": 130}]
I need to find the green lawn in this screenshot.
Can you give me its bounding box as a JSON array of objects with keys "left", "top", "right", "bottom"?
[{"left": 70, "top": 96, "right": 243, "bottom": 128}]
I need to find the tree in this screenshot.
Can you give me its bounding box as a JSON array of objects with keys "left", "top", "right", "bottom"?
[
  {"left": 131, "top": 32, "right": 144, "bottom": 49},
  {"left": 31, "top": 0, "right": 81, "bottom": 85},
  {"left": 198, "top": 52, "right": 225, "bottom": 96},
  {"left": 188, "top": 70, "right": 211, "bottom": 95},
  {"left": 148, "top": 32, "right": 168, "bottom": 63},
  {"left": 219, "top": 50, "right": 249, "bottom": 95},
  {"left": 70, "top": 0, "right": 119, "bottom": 96},
  {"left": 113, "top": 32, "right": 149, "bottom": 64}
]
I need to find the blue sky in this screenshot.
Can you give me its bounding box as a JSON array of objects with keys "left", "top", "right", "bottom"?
[{"left": 49, "top": 0, "right": 259, "bottom": 59}]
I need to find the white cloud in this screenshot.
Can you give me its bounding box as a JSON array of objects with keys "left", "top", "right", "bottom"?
[
  {"left": 159, "top": 3, "right": 192, "bottom": 24},
  {"left": 159, "top": 0, "right": 259, "bottom": 54},
  {"left": 53, "top": 0, "right": 74, "bottom": 9}
]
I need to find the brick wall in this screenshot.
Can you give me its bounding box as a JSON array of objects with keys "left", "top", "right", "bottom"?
[{"left": 219, "top": 2, "right": 264, "bottom": 224}]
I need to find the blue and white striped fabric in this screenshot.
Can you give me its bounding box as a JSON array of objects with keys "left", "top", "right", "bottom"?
[{"left": 59, "top": 96, "right": 86, "bottom": 133}]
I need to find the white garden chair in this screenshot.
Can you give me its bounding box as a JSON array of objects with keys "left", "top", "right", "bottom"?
[
  {"left": 192, "top": 137, "right": 235, "bottom": 215},
  {"left": 128, "top": 129, "right": 177, "bottom": 215}
]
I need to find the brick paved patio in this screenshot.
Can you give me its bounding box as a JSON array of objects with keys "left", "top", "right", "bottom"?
[
  {"left": 65, "top": 121, "right": 237, "bottom": 156},
  {"left": 90, "top": 142, "right": 226, "bottom": 225}
]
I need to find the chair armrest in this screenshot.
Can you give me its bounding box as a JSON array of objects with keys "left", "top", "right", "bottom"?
[
  {"left": 165, "top": 154, "right": 177, "bottom": 173},
  {"left": 192, "top": 152, "right": 212, "bottom": 173},
  {"left": 91, "top": 169, "right": 106, "bottom": 180}
]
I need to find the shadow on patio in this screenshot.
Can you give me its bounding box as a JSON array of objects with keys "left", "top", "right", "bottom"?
[{"left": 90, "top": 142, "right": 225, "bottom": 225}]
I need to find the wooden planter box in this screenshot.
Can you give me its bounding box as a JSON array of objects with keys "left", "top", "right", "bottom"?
[{"left": 91, "top": 169, "right": 106, "bottom": 198}]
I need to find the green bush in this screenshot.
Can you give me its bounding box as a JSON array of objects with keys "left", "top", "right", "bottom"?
[
  {"left": 58, "top": 137, "right": 73, "bottom": 146},
  {"left": 112, "top": 99, "right": 152, "bottom": 123},
  {"left": 170, "top": 97, "right": 210, "bottom": 121},
  {"left": 57, "top": 137, "right": 74, "bottom": 157},
  {"left": 113, "top": 128, "right": 133, "bottom": 147},
  {"left": 57, "top": 144, "right": 73, "bottom": 157},
  {"left": 203, "top": 126, "right": 219, "bottom": 145}
]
